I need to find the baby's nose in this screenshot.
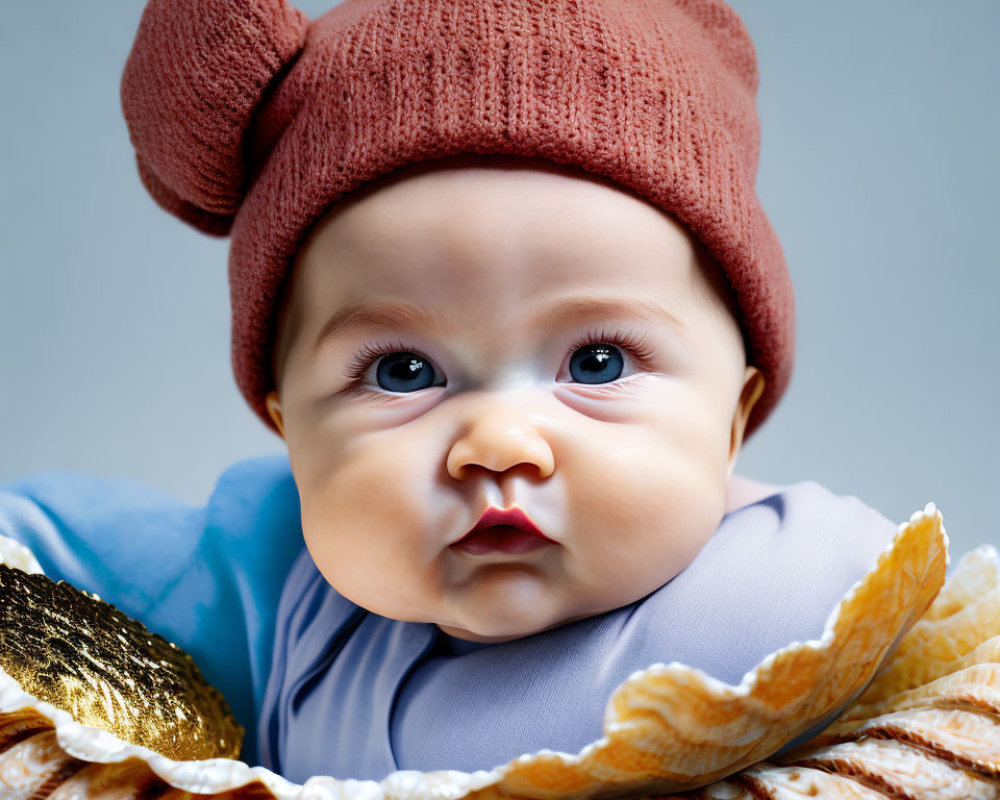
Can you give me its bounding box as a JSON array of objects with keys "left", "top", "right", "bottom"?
[{"left": 445, "top": 394, "right": 555, "bottom": 481}]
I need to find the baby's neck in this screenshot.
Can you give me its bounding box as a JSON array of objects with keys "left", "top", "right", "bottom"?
[{"left": 725, "top": 475, "right": 780, "bottom": 513}]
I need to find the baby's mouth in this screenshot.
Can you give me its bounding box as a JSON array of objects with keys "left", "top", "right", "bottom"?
[
  {"left": 450, "top": 506, "right": 557, "bottom": 556},
  {"left": 450, "top": 526, "right": 553, "bottom": 556}
]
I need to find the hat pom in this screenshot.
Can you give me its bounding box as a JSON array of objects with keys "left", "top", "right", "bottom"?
[{"left": 121, "top": 0, "right": 309, "bottom": 235}]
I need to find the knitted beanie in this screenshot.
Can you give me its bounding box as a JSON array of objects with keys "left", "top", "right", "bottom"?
[{"left": 121, "top": 0, "right": 794, "bottom": 437}]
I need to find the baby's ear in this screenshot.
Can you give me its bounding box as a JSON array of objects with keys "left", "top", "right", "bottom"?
[
  {"left": 265, "top": 391, "right": 286, "bottom": 439},
  {"left": 121, "top": 0, "right": 309, "bottom": 235},
  {"left": 728, "top": 367, "right": 765, "bottom": 474}
]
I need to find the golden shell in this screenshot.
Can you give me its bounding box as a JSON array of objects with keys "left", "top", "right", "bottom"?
[
  {"left": 0, "top": 563, "right": 243, "bottom": 762},
  {"left": 4, "top": 503, "right": 997, "bottom": 800}
]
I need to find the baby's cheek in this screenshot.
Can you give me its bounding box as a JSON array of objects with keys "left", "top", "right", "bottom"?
[
  {"left": 561, "top": 431, "right": 725, "bottom": 590},
  {"left": 299, "top": 500, "right": 411, "bottom": 616},
  {"left": 299, "top": 438, "right": 438, "bottom": 585}
]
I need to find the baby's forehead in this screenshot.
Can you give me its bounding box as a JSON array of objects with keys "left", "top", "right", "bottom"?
[{"left": 297, "top": 155, "right": 712, "bottom": 298}]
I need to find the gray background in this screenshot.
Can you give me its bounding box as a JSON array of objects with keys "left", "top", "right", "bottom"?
[{"left": 1, "top": 1, "right": 997, "bottom": 559}]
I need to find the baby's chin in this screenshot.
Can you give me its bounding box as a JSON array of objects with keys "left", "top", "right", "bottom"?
[
  {"left": 430, "top": 582, "right": 673, "bottom": 644},
  {"left": 434, "top": 612, "right": 595, "bottom": 644},
  {"left": 432, "top": 599, "right": 572, "bottom": 644}
]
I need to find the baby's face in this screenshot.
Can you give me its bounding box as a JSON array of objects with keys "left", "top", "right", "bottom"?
[{"left": 267, "top": 155, "right": 762, "bottom": 642}]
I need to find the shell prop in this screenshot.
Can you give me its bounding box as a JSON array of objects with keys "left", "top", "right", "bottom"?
[{"left": 2, "top": 503, "right": 997, "bottom": 800}]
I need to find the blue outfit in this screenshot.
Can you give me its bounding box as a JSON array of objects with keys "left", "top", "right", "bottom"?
[{"left": 0, "top": 456, "right": 897, "bottom": 783}]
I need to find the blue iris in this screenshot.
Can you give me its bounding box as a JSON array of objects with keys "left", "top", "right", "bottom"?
[
  {"left": 375, "top": 353, "right": 437, "bottom": 392},
  {"left": 569, "top": 344, "right": 624, "bottom": 384}
]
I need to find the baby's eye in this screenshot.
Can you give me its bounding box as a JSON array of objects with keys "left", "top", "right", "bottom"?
[
  {"left": 370, "top": 351, "right": 443, "bottom": 392},
  {"left": 568, "top": 343, "right": 625, "bottom": 384},
  {"left": 563, "top": 329, "right": 654, "bottom": 385},
  {"left": 345, "top": 340, "right": 446, "bottom": 395}
]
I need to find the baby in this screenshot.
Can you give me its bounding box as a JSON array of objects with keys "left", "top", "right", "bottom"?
[
  {"left": 0, "top": 0, "right": 898, "bottom": 785},
  {"left": 265, "top": 153, "right": 763, "bottom": 643}
]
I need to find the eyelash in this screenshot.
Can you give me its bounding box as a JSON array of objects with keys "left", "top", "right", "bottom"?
[
  {"left": 343, "top": 327, "right": 656, "bottom": 395},
  {"left": 569, "top": 327, "right": 655, "bottom": 371}
]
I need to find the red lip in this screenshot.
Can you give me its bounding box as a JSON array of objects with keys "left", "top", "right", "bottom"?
[{"left": 452, "top": 507, "right": 556, "bottom": 547}]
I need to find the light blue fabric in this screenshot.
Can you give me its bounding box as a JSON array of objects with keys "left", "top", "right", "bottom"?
[
  {"left": 0, "top": 456, "right": 304, "bottom": 766},
  {"left": 0, "top": 459, "right": 898, "bottom": 783}
]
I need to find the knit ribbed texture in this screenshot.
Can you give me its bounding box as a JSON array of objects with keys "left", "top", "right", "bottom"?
[{"left": 121, "top": 0, "right": 794, "bottom": 436}]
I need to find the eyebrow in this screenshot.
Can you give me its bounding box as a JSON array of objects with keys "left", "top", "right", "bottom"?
[
  {"left": 540, "top": 297, "right": 686, "bottom": 335},
  {"left": 314, "top": 296, "right": 684, "bottom": 350},
  {"left": 315, "top": 302, "right": 443, "bottom": 349}
]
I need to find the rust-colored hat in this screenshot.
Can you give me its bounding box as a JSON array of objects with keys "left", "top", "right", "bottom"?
[{"left": 121, "top": 0, "right": 794, "bottom": 436}]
